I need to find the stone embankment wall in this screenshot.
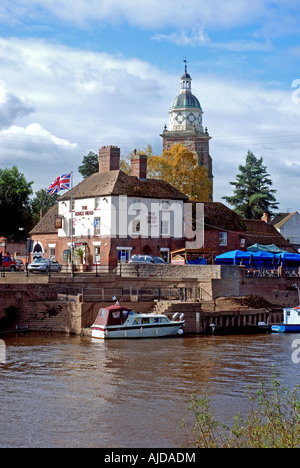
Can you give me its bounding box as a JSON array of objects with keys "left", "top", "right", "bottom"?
[
  {"left": 0, "top": 264, "right": 299, "bottom": 334},
  {"left": 119, "top": 263, "right": 224, "bottom": 279},
  {"left": 0, "top": 284, "right": 82, "bottom": 334}
]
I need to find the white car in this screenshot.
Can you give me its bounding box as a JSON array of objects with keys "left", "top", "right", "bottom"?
[{"left": 28, "top": 258, "right": 62, "bottom": 273}]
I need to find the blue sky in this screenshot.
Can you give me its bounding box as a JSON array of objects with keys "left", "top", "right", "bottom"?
[{"left": 1, "top": 0, "right": 300, "bottom": 214}]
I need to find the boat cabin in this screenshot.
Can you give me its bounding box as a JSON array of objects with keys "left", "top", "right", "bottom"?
[
  {"left": 93, "top": 305, "right": 135, "bottom": 327},
  {"left": 283, "top": 307, "right": 300, "bottom": 325}
]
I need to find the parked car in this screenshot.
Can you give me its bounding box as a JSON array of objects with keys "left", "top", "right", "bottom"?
[
  {"left": 129, "top": 255, "right": 166, "bottom": 264},
  {"left": 0, "top": 254, "right": 17, "bottom": 271},
  {"left": 28, "top": 258, "right": 62, "bottom": 273}
]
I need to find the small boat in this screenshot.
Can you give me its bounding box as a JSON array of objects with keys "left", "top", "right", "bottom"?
[
  {"left": 271, "top": 306, "right": 300, "bottom": 333},
  {"left": 91, "top": 304, "right": 185, "bottom": 339},
  {"left": 210, "top": 322, "right": 271, "bottom": 335}
]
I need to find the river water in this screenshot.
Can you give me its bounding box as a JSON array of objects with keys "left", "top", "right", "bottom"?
[{"left": 0, "top": 332, "right": 300, "bottom": 448}]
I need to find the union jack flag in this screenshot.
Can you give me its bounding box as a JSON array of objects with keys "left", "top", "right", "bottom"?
[{"left": 48, "top": 172, "right": 71, "bottom": 194}]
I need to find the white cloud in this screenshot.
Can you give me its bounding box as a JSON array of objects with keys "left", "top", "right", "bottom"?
[
  {"left": 152, "top": 29, "right": 210, "bottom": 47},
  {"left": 0, "top": 0, "right": 283, "bottom": 30},
  {"left": 199, "top": 76, "right": 300, "bottom": 211},
  {"left": 0, "top": 37, "right": 169, "bottom": 190},
  {"left": 152, "top": 29, "right": 273, "bottom": 52},
  {"left": 0, "top": 81, "right": 34, "bottom": 129},
  {"left": 0, "top": 36, "right": 300, "bottom": 212}
]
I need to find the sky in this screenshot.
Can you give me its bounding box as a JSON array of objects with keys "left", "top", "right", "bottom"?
[{"left": 1, "top": 0, "right": 300, "bottom": 214}]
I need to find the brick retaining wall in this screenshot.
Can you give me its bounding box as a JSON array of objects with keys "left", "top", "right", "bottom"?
[{"left": 0, "top": 265, "right": 298, "bottom": 335}]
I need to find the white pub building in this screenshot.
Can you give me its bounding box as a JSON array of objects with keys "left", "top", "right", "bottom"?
[{"left": 30, "top": 146, "right": 189, "bottom": 271}]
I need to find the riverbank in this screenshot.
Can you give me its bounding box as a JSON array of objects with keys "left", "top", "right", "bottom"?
[{"left": 0, "top": 264, "right": 297, "bottom": 335}]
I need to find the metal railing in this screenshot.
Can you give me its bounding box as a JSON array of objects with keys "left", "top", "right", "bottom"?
[{"left": 57, "top": 286, "right": 195, "bottom": 303}]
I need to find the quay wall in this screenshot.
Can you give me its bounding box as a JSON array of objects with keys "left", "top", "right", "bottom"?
[{"left": 0, "top": 264, "right": 299, "bottom": 334}]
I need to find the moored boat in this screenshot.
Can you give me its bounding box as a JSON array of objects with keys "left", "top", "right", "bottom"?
[
  {"left": 271, "top": 306, "right": 300, "bottom": 333},
  {"left": 91, "top": 304, "right": 185, "bottom": 339},
  {"left": 210, "top": 323, "right": 271, "bottom": 335}
]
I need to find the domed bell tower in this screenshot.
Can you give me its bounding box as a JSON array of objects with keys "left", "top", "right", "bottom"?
[{"left": 161, "top": 62, "right": 213, "bottom": 200}]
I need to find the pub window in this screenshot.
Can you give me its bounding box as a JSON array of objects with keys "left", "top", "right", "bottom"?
[
  {"left": 219, "top": 232, "right": 227, "bottom": 246},
  {"left": 95, "top": 197, "right": 101, "bottom": 209},
  {"left": 132, "top": 198, "right": 141, "bottom": 210},
  {"left": 161, "top": 220, "right": 169, "bottom": 236},
  {"left": 49, "top": 247, "right": 55, "bottom": 259},
  {"left": 161, "top": 200, "right": 170, "bottom": 210},
  {"left": 94, "top": 217, "right": 101, "bottom": 235},
  {"left": 93, "top": 245, "right": 100, "bottom": 264}
]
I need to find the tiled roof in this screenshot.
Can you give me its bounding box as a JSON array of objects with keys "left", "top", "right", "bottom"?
[
  {"left": 59, "top": 170, "right": 189, "bottom": 201},
  {"left": 243, "top": 219, "right": 295, "bottom": 251},
  {"left": 204, "top": 202, "right": 246, "bottom": 231},
  {"left": 30, "top": 171, "right": 188, "bottom": 234},
  {"left": 30, "top": 203, "right": 58, "bottom": 234},
  {"left": 272, "top": 212, "right": 297, "bottom": 229}
]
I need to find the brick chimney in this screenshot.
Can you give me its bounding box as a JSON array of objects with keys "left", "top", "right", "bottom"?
[
  {"left": 261, "top": 212, "right": 271, "bottom": 223},
  {"left": 131, "top": 150, "right": 147, "bottom": 180},
  {"left": 98, "top": 146, "right": 120, "bottom": 173}
]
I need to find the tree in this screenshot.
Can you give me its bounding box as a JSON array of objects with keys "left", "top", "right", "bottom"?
[
  {"left": 78, "top": 150, "right": 131, "bottom": 178},
  {"left": 31, "top": 188, "right": 58, "bottom": 224},
  {"left": 147, "top": 143, "right": 212, "bottom": 201},
  {"left": 0, "top": 166, "right": 33, "bottom": 239},
  {"left": 222, "top": 151, "right": 278, "bottom": 219},
  {"left": 78, "top": 151, "right": 98, "bottom": 179},
  {"left": 77, "top": 144, "right": 212, "bottom": 201}
]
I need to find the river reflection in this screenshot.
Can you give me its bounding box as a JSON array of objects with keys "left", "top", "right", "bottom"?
[{"left": 0, "top": 333, "right": 299, "bottom": 448}]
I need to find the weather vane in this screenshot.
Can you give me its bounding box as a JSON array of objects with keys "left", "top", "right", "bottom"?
[{"left": 183, "top": 58, "right": 188, "bottom": 72}]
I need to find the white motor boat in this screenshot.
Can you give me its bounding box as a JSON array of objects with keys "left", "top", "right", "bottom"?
[
  {"left": 91, "top": 304, "right": 184, "bottom": 339},
  {"left": 271, "top": 306, "right": 300, "bottom": 333}
]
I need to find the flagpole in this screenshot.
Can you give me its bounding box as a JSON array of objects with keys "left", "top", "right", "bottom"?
[{"left": 70, "top": 171, "right": 74, "bottom": 278}]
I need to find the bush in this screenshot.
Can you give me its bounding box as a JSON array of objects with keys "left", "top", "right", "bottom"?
[{"left": 182, "top": 366, "right": 300, "bottom": 448}]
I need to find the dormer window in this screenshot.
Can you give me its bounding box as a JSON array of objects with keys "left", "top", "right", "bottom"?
[
  {"left": 95, "top": 197, "right": 101, "bottom": 209},
  {"left": 161, "top": 200, "right": 170, "bottom": 211}
]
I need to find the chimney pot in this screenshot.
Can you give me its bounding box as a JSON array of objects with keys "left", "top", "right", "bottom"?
[
  {"left": 98, "top": 146, "right": 120, "bottom": 173},
  {"left": 131, "top": 152, "right": 147, "bottom": 180},
  {"left": 261, "top": 212, "right": 271, "bottom": 223}
]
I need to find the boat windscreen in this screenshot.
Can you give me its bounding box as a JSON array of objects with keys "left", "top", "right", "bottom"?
[{"left": 106, "top": 307, "right": 133, "bottom": 326}]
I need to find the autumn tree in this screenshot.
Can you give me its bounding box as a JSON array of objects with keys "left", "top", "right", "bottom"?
[
  {"left": 147, "top": 143, "right": 212, "bottom": 201},
  {"left": 222, "top": 151, "right": 278, "bottom": 219}
]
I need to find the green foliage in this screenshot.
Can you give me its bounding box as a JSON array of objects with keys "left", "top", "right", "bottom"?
[
  {"left": 78, "top": 151, "right": 99, "bottom": 179},
  {"left": 147, "top": 143, "right": 212, "bottom": 201},
  {"left": 78, "top": 150, "right": 132, "bottom": 178},
  {"left": 182, "top": 367, "right": 300, "bottom": 448},
  {"left": 31, "top": 188, "right": 58, "bottom": 224},
  {"left": 222, "top": 151, "right": 278, "bottom": 219},
  {"left": 0, "top": 166, "right": 33, "bottom": 239}
]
